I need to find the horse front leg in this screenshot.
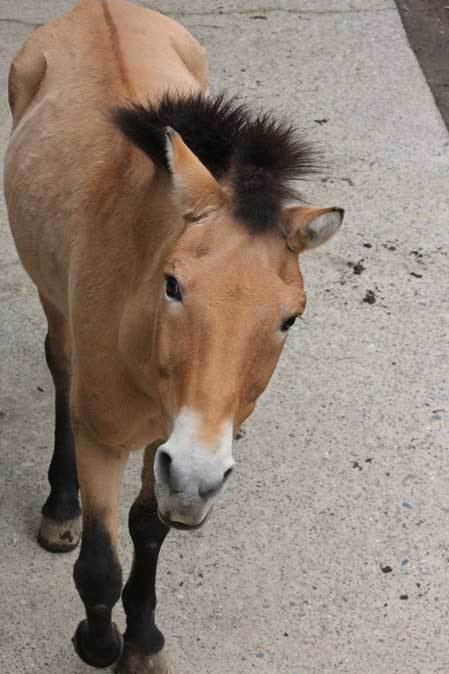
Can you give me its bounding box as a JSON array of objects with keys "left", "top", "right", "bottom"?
[
  {"left": 117, "top": 443, "right": 170, "bottom": 674},
  {"left": 72, "top": 428, "right": 128, "bottom": 668},
  {"left": 38, "top": 296, "right": 81, "bottom": 552}
]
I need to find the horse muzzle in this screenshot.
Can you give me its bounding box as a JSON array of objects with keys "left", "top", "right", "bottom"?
[{"left": 154, "top": 442, "right": 234, "bottom": 530}]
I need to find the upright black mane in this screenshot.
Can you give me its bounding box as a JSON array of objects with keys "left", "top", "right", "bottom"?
[{"left": 112, "top": 92, "right": 321, "bottom": 233}]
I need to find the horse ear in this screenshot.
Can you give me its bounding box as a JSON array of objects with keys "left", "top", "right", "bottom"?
[
  {"left": 282, "top": 205, "right": 344, "bottom": 253},
  {"left": 164, "top": 127, "right": 225, "bottom": 219}
]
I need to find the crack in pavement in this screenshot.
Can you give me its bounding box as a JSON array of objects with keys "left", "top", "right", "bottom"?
[
  {"left": 152, "top": 5, "right": 396, "bottom": 19},
  {"left": 0, "top": 6, "right": 396, "bottom": 30},
  {"left": 0, "top": 18, "right": 43, "bottom": 28}
]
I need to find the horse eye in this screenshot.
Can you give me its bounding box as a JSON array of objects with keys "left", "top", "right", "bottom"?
[
  {"left": 165, "top": 275, "right": 182, "bottom": 301},
  {"left": 280, "top": 315, "right": 297, "bottom": 332}
]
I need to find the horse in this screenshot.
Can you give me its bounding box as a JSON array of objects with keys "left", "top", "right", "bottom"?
[{"left": 3, "top": 0, "right": 344, "bottom": 671}]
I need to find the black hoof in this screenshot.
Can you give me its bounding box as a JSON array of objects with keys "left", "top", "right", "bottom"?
[
  {"left": 115, "top": 643, "right": 169, "bottom": 674},
  {"left": 72, "top": 619, "right": 124, "bottom": 668},
  {"left": 38, "top": 514, "right": 81, "bottom": 553}
]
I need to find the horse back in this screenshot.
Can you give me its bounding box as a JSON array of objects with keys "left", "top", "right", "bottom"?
[{"left": 8, "top": 0, "right": 207, "bottom": 123}]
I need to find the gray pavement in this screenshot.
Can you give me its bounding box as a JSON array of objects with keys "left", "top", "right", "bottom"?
[{"left": 1, "top": 1, "right": 448, "bottom": 673}]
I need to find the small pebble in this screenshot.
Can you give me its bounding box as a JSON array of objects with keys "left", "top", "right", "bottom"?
[
  {"left": 363, "top": 290, "right": 376, "bottom": 304},
  {"left": 352, "top": 261, "right": 365, "bottom": 275}
]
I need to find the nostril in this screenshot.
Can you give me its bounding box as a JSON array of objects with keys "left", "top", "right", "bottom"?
[
  {"left": 157, "top": 450, "right": 172, "bottom": 486},
  {"left": 199, "top": 483, "right": 219, "bottom": 499},
  {"left": 223, "top": 467, "right": 234, "bottom": 484},
  {"left": 199, "top": 467, "right": 234, "bottom": 500}
]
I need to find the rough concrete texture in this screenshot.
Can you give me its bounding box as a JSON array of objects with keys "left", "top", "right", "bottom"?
[{"left": 1, "top": 1, "right": 448, "bottom": 673}]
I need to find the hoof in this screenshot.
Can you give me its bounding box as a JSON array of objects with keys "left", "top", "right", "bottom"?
[
  {"left": 72, "top": 619, "right": 124, "bottom": 668},
  {"left": 115, "top": 643, "right": 169, "bottom": 674},
  {"left": 38, "top": 514, "right": 81, "bottom": 552}
]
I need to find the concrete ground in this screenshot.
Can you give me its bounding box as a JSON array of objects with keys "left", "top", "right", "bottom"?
[{"left": 1, "top": 1, "right": 448, "bottom": 673}]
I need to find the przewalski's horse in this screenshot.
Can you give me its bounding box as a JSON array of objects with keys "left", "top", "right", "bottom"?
[{"left": 4, "top": 0, "right": 344, "bottom": 671}]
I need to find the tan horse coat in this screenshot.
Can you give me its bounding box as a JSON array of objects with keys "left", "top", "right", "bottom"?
[{"left": 5, "top": 0, "right": 208, "bottom": 451}]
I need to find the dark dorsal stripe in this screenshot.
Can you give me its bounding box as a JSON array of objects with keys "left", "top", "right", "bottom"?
[{"left": 111, "top": 92, "right": 322, "bottom": 233}]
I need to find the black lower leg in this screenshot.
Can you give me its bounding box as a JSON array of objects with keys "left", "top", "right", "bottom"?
[
  {"left": 38, "top": 334, "right": 81, "bottom": 552},
  {"left": 42, "top": 333, "right": 80, "bottom": 523},
  {"left": 73, "top": 520, "right": 124, "bottom": 668},
  {"left": 122, "top": 496, "right": 169, "bottom": 656}
]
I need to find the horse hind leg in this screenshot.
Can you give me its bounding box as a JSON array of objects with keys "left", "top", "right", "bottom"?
[{"left": 38, "top": 295, "right": 81, "bottom": 552}]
